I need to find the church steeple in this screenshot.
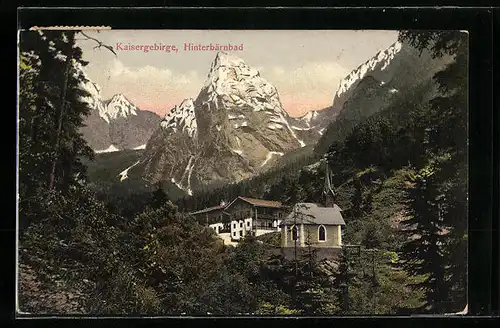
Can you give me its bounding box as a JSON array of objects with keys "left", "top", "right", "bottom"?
[{"left": 323, "top": 158, "right": 336, "bottom": 207}]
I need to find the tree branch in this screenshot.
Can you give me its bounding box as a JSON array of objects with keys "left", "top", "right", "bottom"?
[{"left": 79, "top": 31, "right": 117, "bottom": 57}]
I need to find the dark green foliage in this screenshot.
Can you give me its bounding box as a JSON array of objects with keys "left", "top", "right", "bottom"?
[
  {"left": 150, "top": 183, "right": 169, "bottom": 210},
  {"left": 19, "top": 186, "right": 132, "bottom": 314},
  {"left": 82, "top": 149, "right": 186, "bottom": 220},
  {"left": 255, "top": 231, "right": 281, "bottom": 247},
  {"left": 292, "top": 233, "right": 338, "bottom": 315},
  {"left": 82, "top": 149, "right": 144, "bottom": 183},
  {"left": 18, "top": 29, "right": 467, "bottom": 316},
  {"left": 399, "top": 162, "right": 449, "bottom": 313},
  {"left": 333, "top": 248, "right": 425, "bottom": 315},
  {"left": 396, "top": 30, "right": 468, "bottom": 313},
  {"left": 333, "top": 247, "right": 359, "bottom": 315},
  {"left": 18, "top": 30, "right": 94, "bottom": 231}
]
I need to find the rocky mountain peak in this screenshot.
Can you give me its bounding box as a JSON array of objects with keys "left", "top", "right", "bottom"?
[
  {"left": 104, "top": 93, "right": 139, "bottom": 120},
  {"left": 211, "top": 51, "right": 246, "bottom": 70},
  {"left": 160, "top": 98, "right": 197, "bottom": 138},
  {"left": 140, "top": 52, "right": 313, "bottom": 195},
  {"left": 333, "top": 41, "right": 403, "bottom": 108},
  {"left": 200, "top": 52, "right": 282, "bottom": 114},
  {"left": 76, "top": 63, "right": 161, "bottom": 151}
]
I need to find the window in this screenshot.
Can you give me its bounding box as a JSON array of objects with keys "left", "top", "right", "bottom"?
[
  {"left": 291, "top": 225, "right": 299, "bottom": 241},
  {"left": 318, "top": 225, "right": 326, "bottom": 242},
  {"left": 247, "top": 221, "right": 250, "bottom": 227},
  {"left": 279, "top": 212, "right": 283, "bottom": 218},
  {"left": 240, "top": 222, "right": 243, "bottom": 228},
  {"left": 268, "top": 222, "right": 272, "bottom": 228},
  {"left": 240, "top": 231, "right": 243, "bottom": 237},
  {"left": 233, "top": 223, "right": 236, "bottom": 229},
  {"left": 233, "top": 232, "right": 236, "bottom": 237}
]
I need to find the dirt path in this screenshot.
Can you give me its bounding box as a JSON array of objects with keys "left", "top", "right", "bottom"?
[{"left": 17, "top": 263, "right": 87, "bottom": 315}]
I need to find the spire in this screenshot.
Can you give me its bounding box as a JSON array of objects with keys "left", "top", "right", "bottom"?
[{"left": 323, "top": 158, "right": 335, "bottom": 207}]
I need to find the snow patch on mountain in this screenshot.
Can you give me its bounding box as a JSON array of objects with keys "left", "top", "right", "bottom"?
[
  {"left": 291, "top": 125, "right": 312, "bottom": 131},
  {"left": 235, "top": 136, "right": 242, "bottom": 147},
  {"left": 118, "top": 160, "right": 140, "bottom": 181},
  {"left": 228, "top": 114, "right": 246, "bottom": 120},
  {"left": 181, "top": 157, "right": 195, "bottom": 196},
  {"left": 232, "top": 149, "right": 244, "bottom": 156},
  {"left": 171, "top": 177, "right": 186, "bottom": 193},
  {"left": 260, "top": 151, "right": 284, "bottom": 167},
  {"left": 133, "top": 144, "right": 146, "bottom": 150},
  {"left": 233, "top": 121, "right": 248, "bottom": 129},
  {"left": 160, "top": 98, "right": 197, "bottom": 138},
  {"left": 95, "top": 145, "right": 120, "bottom": 153},
  {"left": 268, "top": 123, "right": 284, "bottom": 130}
]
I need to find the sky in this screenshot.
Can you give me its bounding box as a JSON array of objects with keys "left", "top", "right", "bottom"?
[{"left": 77, "top": 30, "right": 399, "bottom": 118}]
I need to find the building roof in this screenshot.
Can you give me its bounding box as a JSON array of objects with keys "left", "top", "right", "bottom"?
[
  {"left": 226, "top": 196, "right": 283, "bottom": 209},
  {"left": 189, "top": 204, "right": 226, "bottom": 215},
  {"left": 190, "top": 196, "right": 282, "bottom": 216},
  {"left": 280, "top": 203, "right": 345, "bottom": 226}
]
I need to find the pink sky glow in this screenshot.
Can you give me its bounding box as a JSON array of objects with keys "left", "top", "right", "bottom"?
[{"left": 78, "top": 30, "right": 399, "bottom": 118}]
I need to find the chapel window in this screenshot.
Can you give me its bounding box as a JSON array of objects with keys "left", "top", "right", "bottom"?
[
  {"left": 291, "top": 225, "right": 299, "bottom": 241},
  {"left": 319, "top": 225, "right": 326, "bottom": 241}
]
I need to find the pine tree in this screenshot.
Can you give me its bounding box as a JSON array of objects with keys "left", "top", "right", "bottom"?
[
  {"left": 399, "top": 161, "right": 449, "bottom": 313},
  {"left": 18, "top": 30, "right": 94, "bottom": 230},
  {"left": 351, "top": 178, "right": 364, "bottom": 220},
  {"left": 289, "top": 230, "right": 336, "bottom": 315},
  {"left": 333, "top": 246, "right": 358, "bottom": 315},
  {"left": 151, "top": 182, "right": 169, "bottom": 210},
  {"left": 398, "top": 30, "right": 468, "bottom": 312}
]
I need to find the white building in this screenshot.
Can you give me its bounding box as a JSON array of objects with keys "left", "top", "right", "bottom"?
[
  {"left": 224, "top": 196, "right": 283, "bottom": 241},
  {"left": 230, "top": 217, "right": 253, "bottom": 241},
  {"left": 190, "top": 196, "right": 284, "bottom": 243},
  {"left": 208, "top": 222, "right": 224, "bottom": 234}
]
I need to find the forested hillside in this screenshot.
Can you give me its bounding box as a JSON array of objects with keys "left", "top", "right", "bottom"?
[
  {"left": 17, "top": 29, "right": 467, "bottom": 315},
  {"left": 177, "top": 30, "right": 468, "bottom": 313}
]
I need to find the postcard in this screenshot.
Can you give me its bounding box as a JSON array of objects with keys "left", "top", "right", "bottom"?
[{"left": 17, "top": 29, "right": 468, "bottom": 317}]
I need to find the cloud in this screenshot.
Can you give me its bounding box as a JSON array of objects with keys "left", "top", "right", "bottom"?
[
  {"left": 261, "top": 61, "right": 350, "bottom": 96},
  {"left": 108, "top": 58, "right": 199, "bottom": 87},
  {"left": 259, "top": 61, "right": 351, "bottom": 115},
  {"left": 98, "top": 59, "right": 203, "bottom": 114}
]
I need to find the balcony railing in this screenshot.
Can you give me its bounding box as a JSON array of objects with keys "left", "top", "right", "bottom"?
[
  {"left": 256, "top": 213, "right": 281, "bottom": 220},
  {"left": 252, "top": 222, "right": 279, "bottom": 230}
]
